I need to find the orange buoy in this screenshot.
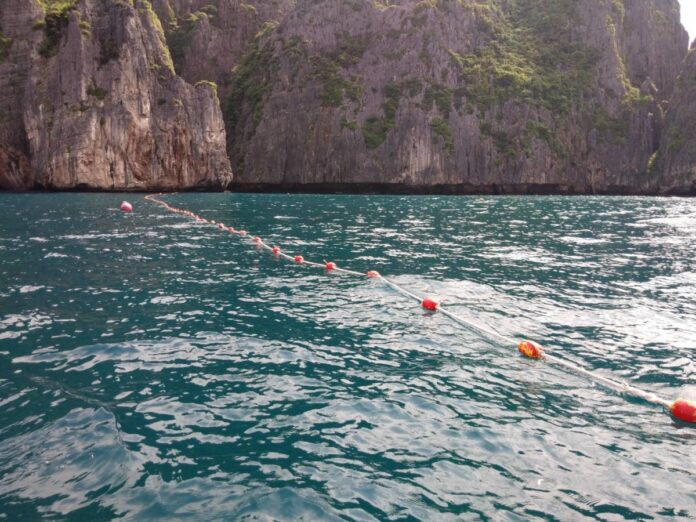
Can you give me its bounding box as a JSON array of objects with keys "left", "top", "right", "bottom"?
[
  {"left": 272, "top": 246, "right": 280, "bottom": 256},
  {"left": 367, "top": 271, "right": 380, "bottom": 278},
  {"left": 670, "top": 399, "right": 696, "bottom": 423},
  {"left": 326, "top": 262, "right": 337, "bottom": 270},
  {"left": 518, "top": 340, "right": 544, "bottom": 359},
  {"left": 253, "top": 236, "right": 261, "bottom": 243},
  {"left": 227, "top": 227, "right": 235, "bottom": 233},
  {"left": 294, "top": 255, "right": 304, "bottom": 264},
  {"left": 120, "top": 201, "right": 133, "bottom": 212},
  {"left": 421, "top": 297, "right": 439, "bottom": 311}
]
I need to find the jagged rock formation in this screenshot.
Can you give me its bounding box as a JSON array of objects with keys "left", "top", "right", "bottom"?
[
  {"left": 0, "top": 0, "right": 231, "bottom": 190},
  {"left": 621, "top": 0, "right": 686, "bottom": 98},
  {"left": 1, "top": 0, "right": 694, "bottom": 194},
  {"left": 151, "top": 0, "right": 295, "bottom": 101},
  {"left": 0, "top": 0, "right": 40, "bottom": 190},
  {"left": 225, "top": 0, "right": 689, "bottom": 193},
  {"left": 655, "top": 41, "right": 696, "bottom": 194}
]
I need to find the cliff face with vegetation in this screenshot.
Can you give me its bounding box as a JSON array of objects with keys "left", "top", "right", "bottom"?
[
  {"left": 655, "top": 42, "right": 696, "bottom": 194},
  {"left": 0, "top": 0, "right": 694, "bottom": 193},
  {"left": 0, "top": 0, "right": 231, "bottom": 190},
  {"left": 151, "top": 0, "right": 295, "bottom": 102},
  {"left": 225, "top": 0, "right": 689, "bottom": 193}
]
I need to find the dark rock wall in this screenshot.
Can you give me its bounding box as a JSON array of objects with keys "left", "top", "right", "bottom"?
[
  {"left": 225, "top": 0, "right": 689, "bottom": 193},
  {"left": 655, "top": 41, "right": 696, "bottom": 194},
  {"left": 1, "top": 0, "right": 694, "bottom": 193},
  {"left": 0, "top": 0, "right": 231, "bottom": 190}
]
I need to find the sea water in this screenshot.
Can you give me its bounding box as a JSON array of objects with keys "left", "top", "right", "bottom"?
[{"left": 0, "top": 193, "right": 694, "bottom": 520}]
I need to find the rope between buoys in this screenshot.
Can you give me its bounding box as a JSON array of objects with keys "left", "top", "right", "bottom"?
[{"left": 143, "top": 193, "right": 692, "bottom": 422}]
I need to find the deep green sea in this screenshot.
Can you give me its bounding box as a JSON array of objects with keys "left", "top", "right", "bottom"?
[{"left": 1, "top": 193, "right": 695, "bottom": 520}]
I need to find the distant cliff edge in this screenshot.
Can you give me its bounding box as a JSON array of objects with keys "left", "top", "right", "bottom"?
[{"left": 1, "top": 0, "right": 694, "bottom": 194}]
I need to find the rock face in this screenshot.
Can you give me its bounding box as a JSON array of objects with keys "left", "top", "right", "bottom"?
[
  {"left": 0, "top": 0, "right": 41, "bottom": 190},
  {"left": 225, "top": 0, "right": 689, "bottom": 193},
  {"left": 655, "top": 42, "right": 696, "bottom": 194},
  {"left": 0, "top": 0, "right": 231, "bottom": 190},
  {"left": 1, "top": 0, "right": 694, "bottom": 194},
  {"left": 152, "top": 0, "right": 295, "bottom": 101},
  {"left": 621, "top": 0, "right": 686, "bottom": 98}
]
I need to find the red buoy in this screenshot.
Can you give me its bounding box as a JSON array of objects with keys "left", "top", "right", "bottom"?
[
  {"left": 120, "top": 201, "right": 133, "bottom": 213},
  {"left": 239, "top": 230, "right": 247, "bottom": 236},
  {"left": 367, "top": 270, "right": 380, "bottom": 278},
  {"left": 421, "top": 297, "right": 439, "bottom": 311},
  {"left": 227, "top": 227, "right": 235, "bottom": 233},
  {"left": 326, "top": 262, "right": 337, "bottom": 270},
  {"left": 272, "top": 246, "right": 280, "bottom": 256},
  {"left": 671, "top": 399, "right": 696, "bottom": 423},
  {"left": 294, "top": 256, "right": 304, "bottom": 264},
  {"left": 518, "top": 340, "right": 544, "bottom": 359},
  {"left": 218, "top": 223, "right": 225, "bottom": 230},
  {"left": 253, "top": 236, "right": 261, "bottom": 243}
]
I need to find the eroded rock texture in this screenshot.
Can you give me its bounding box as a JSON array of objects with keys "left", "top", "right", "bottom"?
[
  {"left": 152, "top": 0, "right": 295, "bottom": 100},
  {"left": 2, "top": 0, "right": 695, "bottom": 194},
  {"left": 655, "top": 42, "right": 696, "bottom": 194},
  {"left": 0, "top": 0, "right": 231, "bottom": 190},
  {"left": 225, "top": 0, "right": 689, "bottom": 193}
]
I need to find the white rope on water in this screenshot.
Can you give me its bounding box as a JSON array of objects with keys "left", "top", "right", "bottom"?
[
  {"left": 143, "top": 194, "right": 691, "bottom": 421},
  {"left": 381, "top": 274, "right": 672, "bottom": 408}
]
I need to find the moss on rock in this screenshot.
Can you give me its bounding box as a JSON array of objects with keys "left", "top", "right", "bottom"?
[{"left": 37, "top": 0, "right": 78, "bottom": 58}]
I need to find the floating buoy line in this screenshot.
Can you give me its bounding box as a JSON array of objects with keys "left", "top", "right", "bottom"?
[{"left": 143, "top": 194, "right": 696, "bottom": 425}]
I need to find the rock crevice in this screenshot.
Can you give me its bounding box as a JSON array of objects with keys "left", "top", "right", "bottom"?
[
  {"left": 1, "top": 0, "right": 695, "bottom": 194},
  {"left": 0, "top": 0, "right": 231, "bottom": 190},
  {"left": 225, "top": 0, "right": 690, "bottom": 194}
]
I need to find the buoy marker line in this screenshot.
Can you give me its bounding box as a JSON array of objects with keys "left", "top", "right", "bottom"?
[{"left": 142, "top": 194, "right": 696, "bottom": 424}]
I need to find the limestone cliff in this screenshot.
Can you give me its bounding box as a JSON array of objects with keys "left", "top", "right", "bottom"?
[
  {"left": 655, "top": 41, "right": 696, "bottom": 194},
  {"left": 1, "top": 0, "right": 694, "bottom": 194},
  {"left": 151, "top": 0, "right": 295, "bottom": 101},
  {"left": 224, "top": 0, "right": 689, "bottom": 193},
  {"left": 0, "top": 0, "right": 232, "bottom": 190}
]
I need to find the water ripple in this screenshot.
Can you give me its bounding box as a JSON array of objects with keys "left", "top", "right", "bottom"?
[{"left": 0, "top": 193, "right": 694, "bottom": 520}]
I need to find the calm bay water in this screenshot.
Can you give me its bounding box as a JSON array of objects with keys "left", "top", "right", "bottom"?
[{"left": 0, "top": 193, "right": 695, "bottom": 520}]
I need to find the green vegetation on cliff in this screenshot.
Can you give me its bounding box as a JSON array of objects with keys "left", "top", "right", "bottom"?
[
  {"left": 313, "top": 32, "right": 369, "bottom": 108},
  {"left": 449, "top": 0, "right": 599, "bottom": 114},
  {"left": 139, "top": 0, "right": 175, "bottom": 73},
  {"left": 36, "top": 0, "right": 77, "bottom": 13},
  {"left": 225, "top": 42, "right": 277, "bottom": 129},
  {"left": 356, "top": 0, "right": 606, "bottom": 153},
  {"left": 667, "top": 125, "right": 685, "bottom": 153},
  {"left": 362, "top": 116, "right": 393, "bottom": 149},
  {"left": 86, "top": 82, "right": 108, "bottom": 101},
  {"left": 224, "top": 43, "right": 278, "bottom": 174},
  {"left": 430, "top": 117, "right": 454, "bottom": 154},
  {"left": 167, "top": 11, "right": 208, "bottom": 73},
  {"left": 36, "top": 0, "right": 78, "bottom": 58},
  {"left": 361, "top": 79, "right": 422, "bottom": 149},
  {"left": 99, "top": 37, "right": 120, "bottom": 65},
  {"left": 313, "top": 56, "right": 364, "bottom": 107},
  {"left": 212, "top": 0, "right": 688, "bottom": 187},
  {"left": 0, "top": 33, "right": 12, "bottom": 62}
]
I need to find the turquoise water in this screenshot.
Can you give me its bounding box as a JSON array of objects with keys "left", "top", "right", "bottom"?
[{"left": 1, "top": 193, "right": 695, "bottom": 520}]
